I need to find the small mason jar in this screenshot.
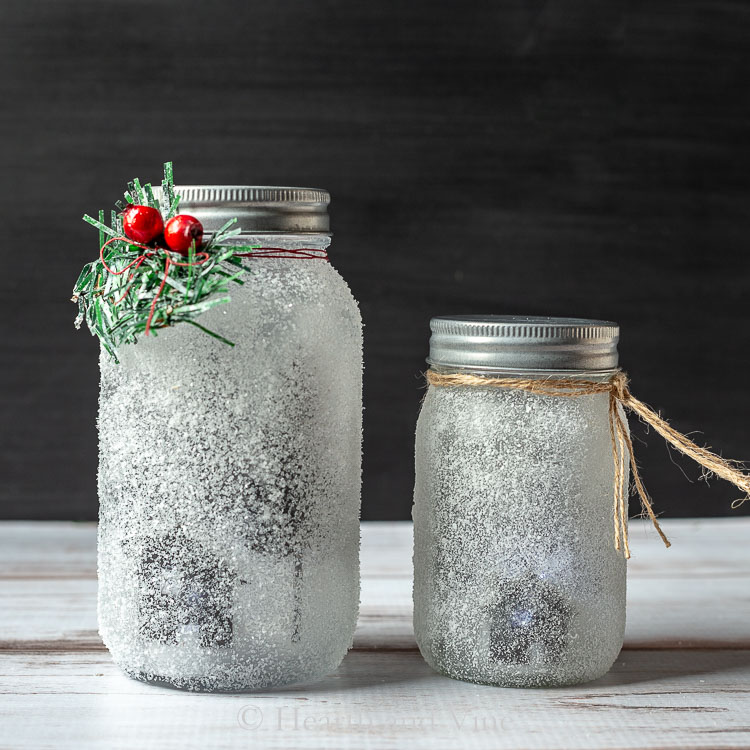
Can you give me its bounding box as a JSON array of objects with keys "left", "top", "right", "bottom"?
[
  {"left": 413, "top": 316, "right": 626, "bottom": 687},
  {"left": 98, "top": 187, "right": 362, "bottom": 690}
]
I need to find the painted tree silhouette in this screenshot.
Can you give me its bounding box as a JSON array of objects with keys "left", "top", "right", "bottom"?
[{"left": 241, "top": 359, "right": 316, "bottom": 643}]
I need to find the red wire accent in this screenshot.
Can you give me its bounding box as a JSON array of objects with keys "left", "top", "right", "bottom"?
[
  {"left": 99, "top": 236, "right": 210, "bottom": 336},
  {"left": 98, "top": 238, "right": 328, "bottom": 338},
  {"left": 99, "top": 236, "right": 155, "bottom": 274},
  {"left": 234, "top": 247, "right": 329, "bottom": 261}
]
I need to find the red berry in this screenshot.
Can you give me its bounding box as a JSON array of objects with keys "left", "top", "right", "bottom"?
[
  {"left": 122, "top": 205, "right": 164, "bottom": 245},
  {"left": 164, "top": 214, "right": 204, "bottom": 255}
]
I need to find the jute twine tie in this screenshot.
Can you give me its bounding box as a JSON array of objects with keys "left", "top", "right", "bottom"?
[{"left": 425, "top": 369, "right": 750, "bottom": 558}]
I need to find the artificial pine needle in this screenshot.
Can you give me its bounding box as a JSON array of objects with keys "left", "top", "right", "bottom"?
[{"left": 73, "top": 162, "right": 256, "bottom": 362}]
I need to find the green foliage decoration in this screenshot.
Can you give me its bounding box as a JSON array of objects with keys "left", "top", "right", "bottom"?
[{"left": 72, "top": 163, "right": 255, "bottom": 361}]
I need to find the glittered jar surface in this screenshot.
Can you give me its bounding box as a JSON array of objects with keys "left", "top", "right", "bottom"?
[
  {"left": 98, "top": 240, "right": 362, "bottom": 691},
  {"left": 413, "top": 383, "right": 626, "bottom": 687}
]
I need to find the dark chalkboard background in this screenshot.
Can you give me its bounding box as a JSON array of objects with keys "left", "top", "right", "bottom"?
[{"left": 1, "top": 0, "right": 749, "bottom": 521}]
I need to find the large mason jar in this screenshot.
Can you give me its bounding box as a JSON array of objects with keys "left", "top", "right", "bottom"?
[
  {"left": 413, "top": 316, "right": 626, "bottom": 687},
  {"left": 97, "top": 187, "right": 362, "bottom": 690}
]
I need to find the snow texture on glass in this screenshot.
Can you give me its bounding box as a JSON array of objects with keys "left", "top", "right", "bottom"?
[
  {"left": 413, "top": 382, "right": 627, "bottom": 687},
  {"left": 98, "top": 235, "right": 362, "bottom": 691}
]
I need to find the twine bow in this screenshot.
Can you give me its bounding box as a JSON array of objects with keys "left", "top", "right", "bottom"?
[{"left": 425, "top": 369, "right": 750, "bottom": 558}]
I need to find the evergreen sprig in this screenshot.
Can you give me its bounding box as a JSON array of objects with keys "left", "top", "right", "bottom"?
[{"left": 73, "top": 163, "right": 253, "bottom": 362}]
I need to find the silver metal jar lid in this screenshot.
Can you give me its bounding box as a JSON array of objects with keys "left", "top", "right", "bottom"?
[
  {"left": 173, "top": 186, "right": 330, "bottom": 234},
  {"left": 428, "top": 315, "right": 619, "bottom": 372}
]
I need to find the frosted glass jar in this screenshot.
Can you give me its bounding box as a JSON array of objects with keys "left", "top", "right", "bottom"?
[
  {"left": 97, "top": 187, "right": 362, "bottom": 691},
  {"left": 413, "top": 316, "right": 626, "bottom": 687}
]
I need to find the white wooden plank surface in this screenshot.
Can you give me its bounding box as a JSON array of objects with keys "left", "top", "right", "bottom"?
[{"left": 1, "top": 519, "right": 749, "bottom": 750}]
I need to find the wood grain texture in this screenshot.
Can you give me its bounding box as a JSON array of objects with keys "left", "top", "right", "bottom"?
[
  {"left": 3, "top": 650, "right": 750, "bottom": 750},
  {"left": 1, "top": 1, "right": 749, "bottom": 521},
  {"left": 1, "top": 519, "right": 749, "bottom": 749}
]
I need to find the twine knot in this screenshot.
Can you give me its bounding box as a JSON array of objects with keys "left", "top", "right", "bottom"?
[
  {"left": 610, "top": 370, "right": 629, "bottom": 402},
  {"left": 426, "top": 369, "right": 750, "bottom": 558}
]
